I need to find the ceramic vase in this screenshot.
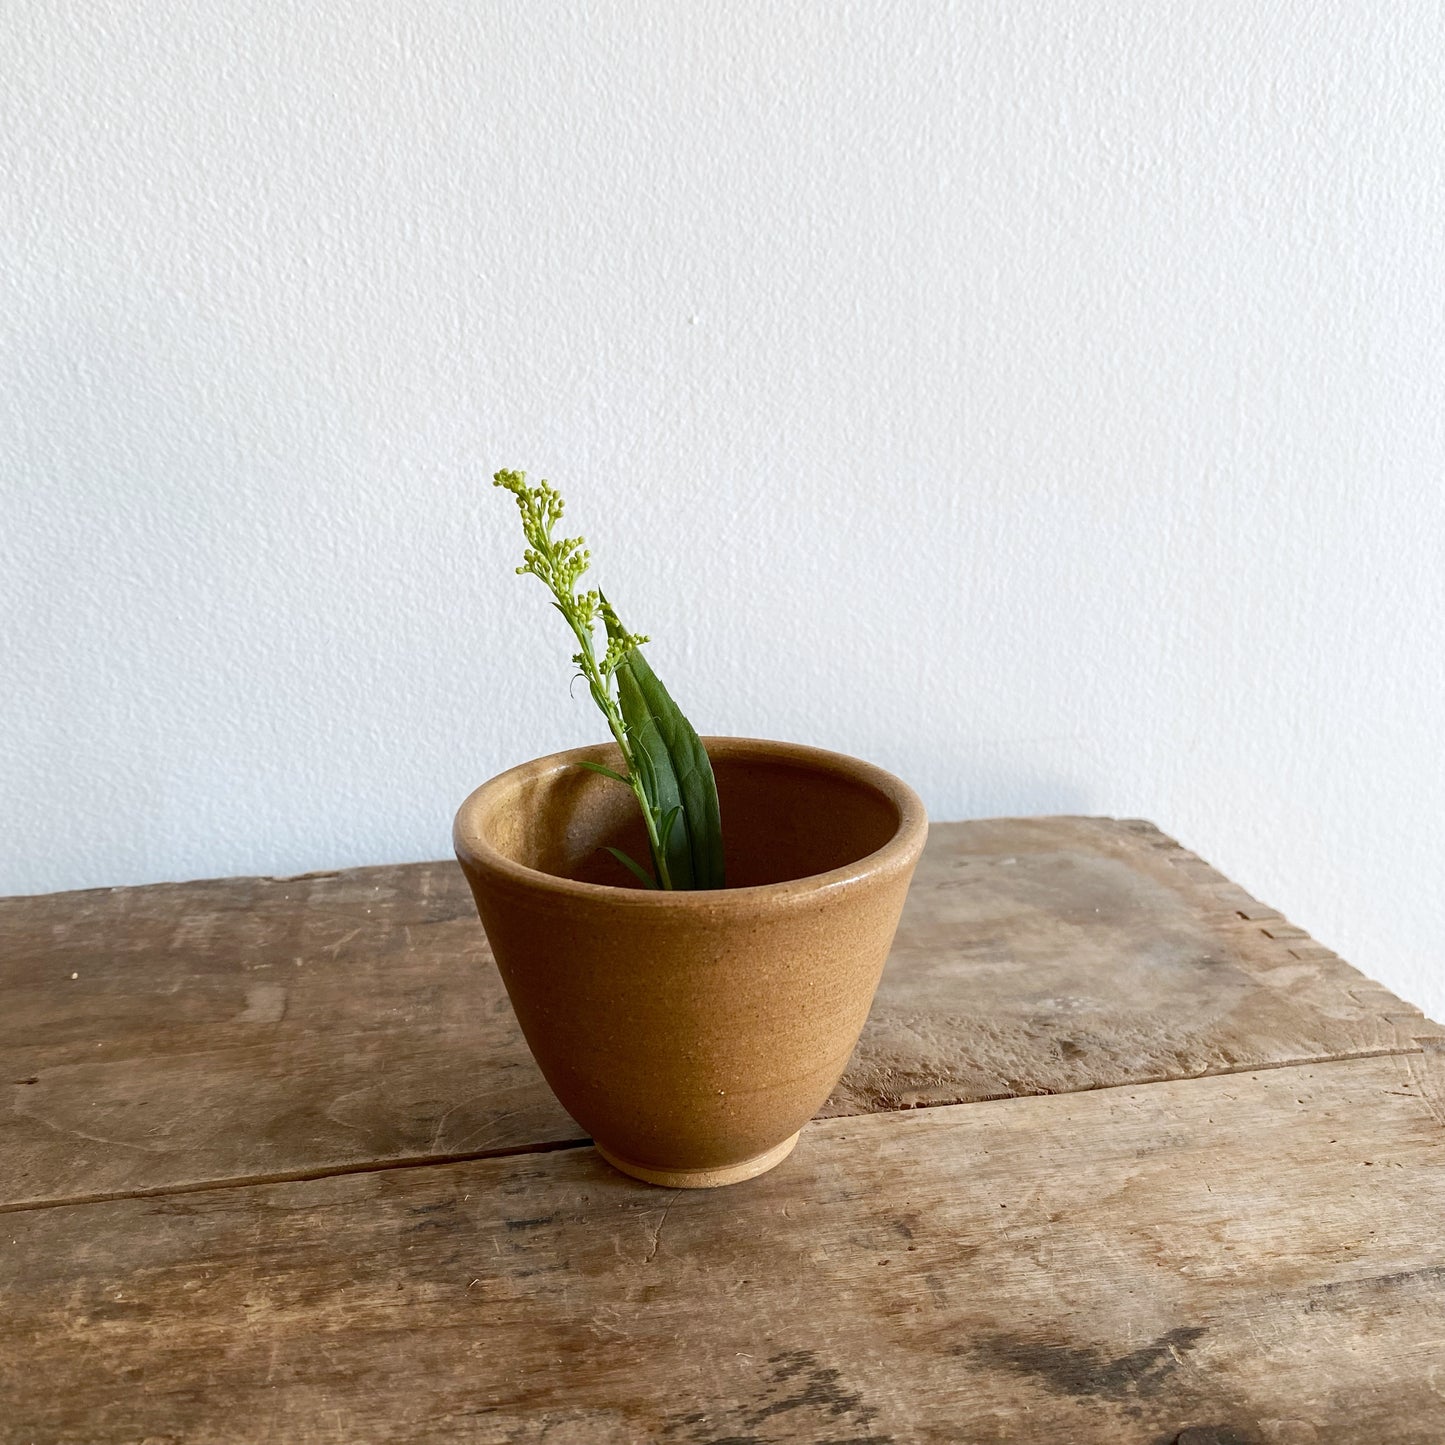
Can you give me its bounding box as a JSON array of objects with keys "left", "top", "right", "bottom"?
[{"left": 453, "top": 736, "right": 927, "bottom": 1187}]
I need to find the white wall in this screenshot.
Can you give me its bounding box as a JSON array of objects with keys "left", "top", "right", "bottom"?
[{"left": 4, "top": 3, "right": 1442, "bottom": 1019}]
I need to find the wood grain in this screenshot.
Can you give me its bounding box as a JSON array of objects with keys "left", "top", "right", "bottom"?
[
  {"left": 840, "top": 817, "right": 1444, "bottom": 1113},
  {"left": 3, "top": 818, "right": 1437, "bottom": 1208},
  {"left": 4, "top": 1050, "right": 1444, "bottom": 1444}
]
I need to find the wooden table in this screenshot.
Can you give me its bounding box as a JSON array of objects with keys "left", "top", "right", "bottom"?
[{"left": 4, "top": 818, "right": 1443, "bottom": 1443}]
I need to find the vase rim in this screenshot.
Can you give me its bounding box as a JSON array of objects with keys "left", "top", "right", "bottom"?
[{"left": 453, "top": 735, "right": 928, "bottom": 908}]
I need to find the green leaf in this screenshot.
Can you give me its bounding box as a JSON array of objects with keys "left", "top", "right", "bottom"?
[
  {"left": 602, "top": 604, "right": 724, "bottom": 890},
  {"left": 625, "top": 704, "right": 688, "bottom": 886},
  {"left": 656, "top": 805, "right": 682, "bottom": 856},
  {"left": 575, "top": 759, "right": 632, "bottom": 786},
  {"left": 604, "top": 846, "right": 659, "bottom": 889}
]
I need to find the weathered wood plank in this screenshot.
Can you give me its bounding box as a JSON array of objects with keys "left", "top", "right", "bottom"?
[
  {"left": 3, "top": 818, "right": 1437, "bottom": 1207},
  {"left": 4, "top": 1051, "right": 1444, "bottom": 1443},
  {"left": 1, "top": 864, "right": 579, "bottom": 1208},
  {"left": 837, "top": 816, "right": 1445, "bottom": 1113}
]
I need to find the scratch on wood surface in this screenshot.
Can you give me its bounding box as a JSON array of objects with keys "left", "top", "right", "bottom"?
[
  {"left": 448, "top": 1110, "right": 523, "bottom": 1155},
  {"left": 168, "top": 915, "right": 218, "bottom": 950},
  {"left": 1400, "top": 1042, "right": 1445, "bottom": 1130},
  {"left": 428, "top": 1095, "right": 513, "bottom": 1153},
  {"left": 322, "top": 927, "right": 363, "bottom": 958},
  {"left": 588, "top": 1303, "right": 628, "bottom": 1339},
  {"left": 318, "top": 1096, "right": 371, "bottom": 1139},
  {"left": 428, "top": 1096, "right": 473, "bottom": 1152},
  {"left": 644, "top": 1198, "right": 676, "bottom": 1264},
  {"left": 11, "top": 1102, "right": 165, "bottom": 1155}
]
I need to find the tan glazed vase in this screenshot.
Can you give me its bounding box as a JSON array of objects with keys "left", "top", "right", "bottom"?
[{"left": 453, "top": 736, "right": 927, "bottom": 1188}]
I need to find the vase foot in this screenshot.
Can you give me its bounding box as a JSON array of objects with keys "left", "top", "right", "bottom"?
[{"left": 596, "top": 1131, "right": 801, "bottom": 1189}]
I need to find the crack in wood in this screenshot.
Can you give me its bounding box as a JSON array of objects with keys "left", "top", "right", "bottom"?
[
  {"left": 643, "top": 1197, "right": 677, "bottom": 1264},
  {"left": 0, "top": 1136, "right": 595, "bottom": 1217},
  {"left": 5, "top": 1044, "right": 1440, "bottom": 1218}
]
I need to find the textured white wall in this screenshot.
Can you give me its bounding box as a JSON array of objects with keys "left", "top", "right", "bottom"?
[{"left": 4, "top": 3, "right": 1443, "bottom": 1018}]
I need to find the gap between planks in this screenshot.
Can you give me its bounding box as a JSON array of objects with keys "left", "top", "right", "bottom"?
[{"left": 0, "top": 1042, "right": 1429, "bottom": 1219}]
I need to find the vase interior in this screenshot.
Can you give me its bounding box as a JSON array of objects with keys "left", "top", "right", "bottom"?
[{"left": 481, "top": 745, "right": 903, "bottom": 890}]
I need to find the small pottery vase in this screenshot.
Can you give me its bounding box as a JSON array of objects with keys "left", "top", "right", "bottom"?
[{"left": 453, "top": 736, "right": 927, "bottom": 1188}]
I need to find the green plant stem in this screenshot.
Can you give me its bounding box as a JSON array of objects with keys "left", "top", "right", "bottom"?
[{"left": 538, "top": 544, "right": 674, "bottom": 889}]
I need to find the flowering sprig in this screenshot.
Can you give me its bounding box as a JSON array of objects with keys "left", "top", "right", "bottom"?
[{"left": 492, "top": 469, "right": 723, "bottom": 890}]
